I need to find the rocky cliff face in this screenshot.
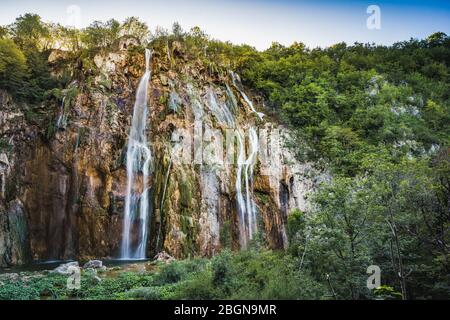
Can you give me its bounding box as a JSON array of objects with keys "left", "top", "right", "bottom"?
[{"left": 0, "top": 42, "right": 321, "bottom": 266}]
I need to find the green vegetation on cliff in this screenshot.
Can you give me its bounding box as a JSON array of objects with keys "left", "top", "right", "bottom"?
[{"left": 235, "top": 33, "right": 450, "bottom": 300}]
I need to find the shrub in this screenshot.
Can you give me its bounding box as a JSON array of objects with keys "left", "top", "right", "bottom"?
[
  {"left": 154, "top": 261, "right": 187, "bottom": 285},
  {"left": 171, "top": 271, "right": 216, "bottom": 300},
  {"left": 125, "top": 286, "right": 164, "bottom": 300}
]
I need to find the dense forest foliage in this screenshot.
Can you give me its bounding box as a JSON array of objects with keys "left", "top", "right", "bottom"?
[
  {"left": 0, "top": 14, "right": 449, "bottom": 299},
  {"left": 236, "top": 31, "right": 450, "bottom": 300}
]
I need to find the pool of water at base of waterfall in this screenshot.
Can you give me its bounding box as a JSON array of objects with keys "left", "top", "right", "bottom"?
[{"left": 0, "top": 258, "right": 152, "bottom": 274}]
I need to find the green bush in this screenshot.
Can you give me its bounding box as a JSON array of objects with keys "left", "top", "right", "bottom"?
[
  {"left": 0, "top": 273, "right": 68, "bottom": 300},
  {"left": 125, "top": 286, "right": 165, "bottom": 300},
  {"left": 172, "top": 271, "right": 216, "bottom": 300},
  {"left": 165, "top": 250, "right": 327, "bottom": 300},
  {"left": 154, "top": 262, "right": 187, "bottom": 285}
]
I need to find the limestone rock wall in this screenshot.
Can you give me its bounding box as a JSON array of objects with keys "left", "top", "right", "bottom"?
[{"left": 0, "top": 43, "right": 322, "bottom": 266}]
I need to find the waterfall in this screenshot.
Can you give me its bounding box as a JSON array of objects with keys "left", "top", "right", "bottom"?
[
  {"left": 225, "top": 83, "right": 238, "bottom": 114},
  {"left": 235, "top": 131, "right": 247, "bottom": 248},
  {"left": 241, "top": 92, "right": 264, "bottom": 120},
  {"left": 236, "top": 127, "right": 260, "bottom": 248},
  {"left": 56, "top": 96, "right": 66, "bottom": 129},
  {"left": 121, "top": 48, "right": 153, "bottom": 260},
  {"left": 207, "top": 89, "right": 234, "bottom": 127},
  {"left": 206, "top": 85, "right": 263, "bottom": 248},
  {"left": 230, "top": 71, "right": 264, "bottom": 120},
  {"left": 244, "top": 127, "right": 259, "bottom": 240},
  {"left": 229, "top": 73, "right": 264, "bottom": 247},
  {"left": 200, "top": 85, "right": 263, "bottom": 249},
  {"left": 187, "top": 84, "right": 204, "bottom": 121}
]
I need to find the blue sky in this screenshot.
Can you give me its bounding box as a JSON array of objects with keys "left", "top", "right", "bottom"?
[{"left": 1, "top": 0, "right": 449, "bottom": 50}]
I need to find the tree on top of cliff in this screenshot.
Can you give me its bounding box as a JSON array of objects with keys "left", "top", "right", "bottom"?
[
  {"left": 120, "top": 17, "right": 150, "bottom": 45},
  {"left": 0, "top": 38, "right": 28, "bottom": 96},
  {"left": 9, "top": 14, "right": 51, "bottom": 51},
  {"left": 81, "top": 19, "right": 121, "bottom": 50}
]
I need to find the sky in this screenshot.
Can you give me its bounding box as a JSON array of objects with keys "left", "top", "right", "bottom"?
[{"left": 0, "top": 0, "right": 449, "bottom": 50}]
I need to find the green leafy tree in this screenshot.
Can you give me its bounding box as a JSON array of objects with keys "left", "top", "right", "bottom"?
[
  {"left": 10, "top": 13, "right": 50, "bottom": 50},
  {"left": 120, "top": 17, "right": 150, "bottom": 44},
  {"left": 48, "top": 24, "right": 82, "bottom": 51},
  {"left": 0, "top": 38, "right": 28, "bottom": 94},
  {"left": 82, "top": 19, "right": 121, "bottom": 49},
  {"left": 172, "top": 22, "right": 184, "bottom": 39},
  {"left": 308, "top": 177, "right": 373, "bottom": 299}
]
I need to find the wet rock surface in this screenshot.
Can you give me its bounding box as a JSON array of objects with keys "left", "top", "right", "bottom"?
[
  {"left": 83, "top": 260, "right": 103, "bottom": 269},
  {"left": 52, "top": 261, "right": 79, "bottom": 275},
  {"left": 0, "top": 42, "right": 323, "bottom": 266},
  {"left": 154, "top": 251, "right": 175, "bottom": 264}
]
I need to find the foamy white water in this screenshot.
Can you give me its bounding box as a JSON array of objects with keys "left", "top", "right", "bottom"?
[{"left": 121, "top": 49, "right": 152, "bottom": 259}]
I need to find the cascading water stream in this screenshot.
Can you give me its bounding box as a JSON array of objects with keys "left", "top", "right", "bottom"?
[
  {"left": 242, "top": 92, "right": 265, "bottom": 120},
  {"left": 121, "top": 49, "right": 153, "bottom": 260},
  {"left": 230, "top": 72, "right": 264, "bottom": 120},
  {"left": 235, "top": 127, "right": 260, "bottom": 248},
  {"left": 56, "top": 96, "right": 66, "bottom": 129},
  {"left": 235, "top": 131, "right": 248, "bottom": 248},
  {"left": 207, "top": 89, "right": 234, "bottom": 126},
  {"left": 244, "top": 127, "right": 259, "bottom": 240},
  {"left": 230, "top": 74, "right": 265, "bottom": 246},
  {"left": 206, "top": 87, "right": 261, "bottom": 248}
]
